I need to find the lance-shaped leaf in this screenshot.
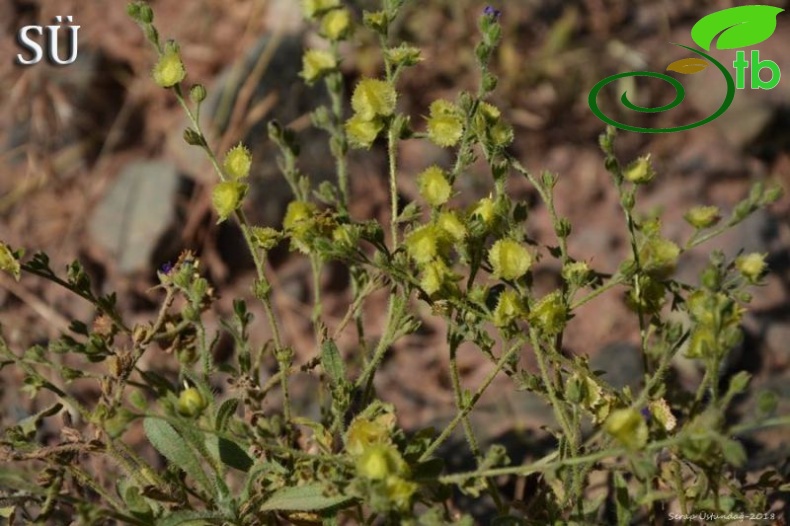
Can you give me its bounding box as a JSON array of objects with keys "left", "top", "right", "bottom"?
[
  {"left": 143, "top": 417, "right": 215, "bottom": 497},
  {"left": 691, "top": 5, "right": 784, "bottom": 51},
  {"left": 666, "top": 57, "right": 709, "bottom": 75},
  {"left": 260, "top": 483, "right": 354, "bottom": 512}
]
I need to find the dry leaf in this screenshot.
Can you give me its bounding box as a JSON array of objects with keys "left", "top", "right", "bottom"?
[{"left": 666, "top": 57, "right": 709, "bottom": 74}]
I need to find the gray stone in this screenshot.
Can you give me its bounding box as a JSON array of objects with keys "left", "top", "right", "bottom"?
[{"left": 88, "top": 160, "right": 179, "bottom": 273}]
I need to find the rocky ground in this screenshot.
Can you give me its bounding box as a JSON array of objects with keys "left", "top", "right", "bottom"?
[{"left": 1, "top": 0, "right": 789, "bottom": 518}]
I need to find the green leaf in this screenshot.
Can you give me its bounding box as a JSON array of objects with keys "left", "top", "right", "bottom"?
[
  {"left": 757, "top": 390, "right": 778, "bottom": 416},
  {"left": 259, "top": 483, "right": 353, "bottom": 512},
  {"left": 613, "top": 472, "right": 632, "bottom": 526},
  {"left": 156, "top": 510, "right": 230, "bottom": 526},
  {"left": 321, "top": 339, "right": 346, "bottom": 387},
  {"left": 205, "top": 435, "right": 253, "bottom": 472},
  {"left": 721, "top": 438, "right": 747, "bottom": 467},
  {"left": 691, "top": 6, "right": 784, "bottom": 51},
  {"left": 143, "top": 417, "right": 214, "bottom": 496},
  {"left": 214, "top": 398, "right": 239, "bottom": 432},
  {"left": 18, "top": 402, "right": 63, "bottom": 436}
]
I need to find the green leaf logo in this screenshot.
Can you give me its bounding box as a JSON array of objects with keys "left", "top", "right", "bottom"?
[{"left": 691, "top": 5, "right": 784, "bottom": 51}]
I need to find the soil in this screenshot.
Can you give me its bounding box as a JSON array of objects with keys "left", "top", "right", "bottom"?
[{"left": 1, "top": 0, "right": 789, "bottom": 521}]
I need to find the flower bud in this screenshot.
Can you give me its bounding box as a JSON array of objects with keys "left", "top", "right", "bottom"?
[
  {"left": 320, "top": 8, "right": 352, "bottom": 41},
  {"left": 488, "top": 239, "right": 532, "bottom": 280},
  {"left": 418, "top": 166, "right": 452, "bottom": 207},
  {"left": 528, "top": 291, "right": 567, "bottom": 336},
  {"left": 152, "top": 50, "right": 186, "bottom": 88},
  {"left": 420, "top": 260, "right": 454, "bottom": 296},
  {"left": 212, "top": 181, "right": 247, "bottom": 223},
  {"left": 0, "top": 242, "right": 20, "bottom": 281},
  {"left": 384, "top": 45, "right": 422, "bottom": 67},
  {"left": 301, "top": 49, "right": 337, "bottom": 84},
  {"left": 351, "top": 78, "right": 397, "bottom": 120},
  {"left": 492, "top": 289, "right": 525, "bottom": 327},
  {"left": 363, "top": 10, "right": 388, "bottom": 34},
  {"left": 183, "top": 128, "right": 205, "bottom": 146},
  {"left": 735, "top": 252, "right": 767, "bottom": 283},
  {"left": 426, "top": 99, "right": 463, "bottom": 148},
  {"left": 684, "top": 205, "right": 721, "bottom": 229},
  {"left": 404, "top": 225, "right": 446, "bottom": 265},
  {"left": 761, "top": 184, "right": 784, "bottom": 205},
  {"left": 561, "top": 261, "right": 591, "bottom": 286},
  {"left": 345, "top": 115, "right": 383, "bottom": 149},
  {"left": 177, "top": 387, "right": 207, "bottom": 417},
  {"left": 223, "top": 143, "right": 252, "bottom": 180},
  {"left": 437, "top": 211, "right": 467, "bottom": 241},
  {"left": 624, "top": 154, "right": 655, "bottom": 184},
  {"left": 189, "top": 83, "right": 207, "bottom": 104},
  {"left": 138, "top": 4, "right": 154, "bottom": 23}
]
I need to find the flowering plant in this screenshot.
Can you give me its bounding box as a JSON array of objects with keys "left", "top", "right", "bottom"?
[{"left": 0, "top": 2, "right": 787, "bottom": 524}]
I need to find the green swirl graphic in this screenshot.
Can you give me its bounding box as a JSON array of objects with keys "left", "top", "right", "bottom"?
[{"left": 588, "top": 44, "right": 735, "bottom": 133}]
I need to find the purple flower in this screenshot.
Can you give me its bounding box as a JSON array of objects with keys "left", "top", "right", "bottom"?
[
  {"left": 160, "top": 261, "right": 174, "bottom": 275},
  {"left": 483, "top": 6, "right": 501, "bottom": 19},
  {"left": 640, "top": 407, "right": 651, "bottom": 422}
]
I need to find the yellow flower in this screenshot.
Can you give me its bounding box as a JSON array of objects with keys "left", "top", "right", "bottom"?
[
  {"left": 384, "top": 45, "right": 422, "bottom": 67},
  {"left": 212, "top": 181, "right": 247, "bottom": 223},
  {"left": 351, "top": 78, "right": 397, "bottom": 120},
  {"left": 426, "top": 99, "right": 463, "bottom": 147},
  {"left": 488, "top": 239, "right": 532, "bottom": 280},
  {"left": 223, "top": 143, "right": 252, "bottom": 180},
  {"left": 345, "top": 114, "right": 383, "bottom": 149},
  {"left": 561, "top": 261, "right": 591, "bottom": 285},
  {"left": 735, "top": 252, "right": 767, "bottom": 283},
  {"left": 0, "top": 242, "right": 20, "bottom": 281},
  {"left": 346, "top": 416, "right": 391, "bottom": 456},
  {"left": 624, "top": 154, "right": 655, "bottom": 184},
  {"left": 470, "top": 196, "right": 497, "bottom": 226},
  {"left": 356, "top": 444, "right": 406, "bottom": 480},
  {"left": 418, "top": 166, "right": 452, "bottom": 207},
  {"left": 639, "top": 235, "right": 680, "bottom": 279},
  {"left": 152, "top": 50, "right": 186, "bottom": 88},
  {"left": 604, "top": 408, "right": 648, "bottom": 450},
  {"left": 529, "top": 291, "right": 568, "bottom": 336},
  {"left": 420, "top": 259, "right": 458, "bottom": 296},
  {"left": 301, "top": 49, "right": 337, "bottom": 84},
  {"left": 404, "top": 225, "right": 447, "bottom": 265},
  {"left": 684, "top": 205, "right": 721, "bottom": 229},
  {"left": 302, "top": 0, "right": 339, "bottom": 18},
  {"left": 492, "top": 289, "right": 525, "bottom": 327},
  {"left": 437, "top": 211, "right": 466, "bottom": 241},
  {"left": 363, "top": 10, "right": 388, "bottom": 33},
  {"left": 384, "top": 475, "right": 418, "bottom": 510},
  {"left": 320, "top": 8, "right": 352, "bottom": 41}
]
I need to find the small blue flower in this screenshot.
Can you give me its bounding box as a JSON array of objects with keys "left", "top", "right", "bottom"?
[
  {"left": 483, "top": 6, "right": 501, "bottom": 19},
  {"left": 160, "top": 261, "right": 174, "bottom": 275},
  {"left": 640, "top": 407, "right": 651, "bottom": 422}
]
